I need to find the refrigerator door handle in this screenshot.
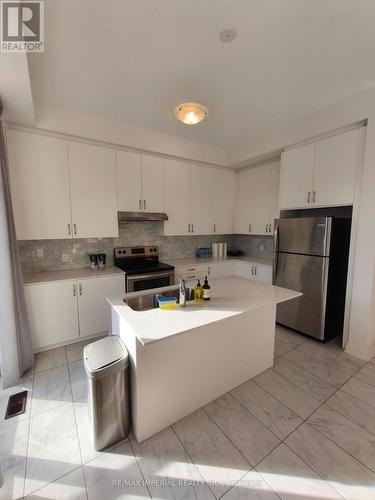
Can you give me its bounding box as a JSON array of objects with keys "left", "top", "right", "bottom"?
[{"left": 273, "top": 221, "right": 279, "bottom": 283}]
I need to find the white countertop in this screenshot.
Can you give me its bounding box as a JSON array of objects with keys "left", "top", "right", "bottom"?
[
  {"left": 165, "top": 255, "right": 272, "bottom": 267},
  {"left": 23, "top": 266, "right": 125, "bottom": 285},
  {"left": 108, "top": 276, "right": 300, "bottom": 346}
]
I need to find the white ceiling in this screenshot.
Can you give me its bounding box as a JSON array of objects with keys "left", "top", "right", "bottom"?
[{"left": 27, "top": 0, "right": 375, "bottom": 149}]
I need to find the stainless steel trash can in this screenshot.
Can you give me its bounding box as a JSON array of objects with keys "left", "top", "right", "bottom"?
[{"left": 84, "top": 336, "right": 129, "bottom": 451}]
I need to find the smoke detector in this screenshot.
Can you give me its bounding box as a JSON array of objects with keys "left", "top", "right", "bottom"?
[{"left": 219, "top": 29, "right": 237, "bottom": 43}]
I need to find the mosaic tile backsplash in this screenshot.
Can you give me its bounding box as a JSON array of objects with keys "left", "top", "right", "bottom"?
[{"left": 18, "top": 222, "right": 273, "bottom": 273}]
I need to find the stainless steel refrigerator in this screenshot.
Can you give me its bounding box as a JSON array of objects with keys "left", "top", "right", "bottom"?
[{"left": 273, "top": 217, "right": 351, "bottom": 341}]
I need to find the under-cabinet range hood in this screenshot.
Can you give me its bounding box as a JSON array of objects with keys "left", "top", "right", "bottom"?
[{"left": 118, "top": 211, "right": 169, "bottom": 222}]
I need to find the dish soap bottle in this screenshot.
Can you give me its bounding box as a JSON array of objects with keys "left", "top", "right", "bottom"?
[
  {"left": 202, "top": 276, "right": 211, "bottom": 301},
  {"left": 194, "top": 279, "right": 203, "bottom": 304}
]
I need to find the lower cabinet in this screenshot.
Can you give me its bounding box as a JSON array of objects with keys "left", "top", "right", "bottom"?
[
  {"left": 25, "top": 274, "right": 125, "bottom": 350},
  {"left": 233, "top": 261, "right": 272, "bottom": 284},
  {"left": 208, "top": 261, "right": 234, "bottom": 279}
]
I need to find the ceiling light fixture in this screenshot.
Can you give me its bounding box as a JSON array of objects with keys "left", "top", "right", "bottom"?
[{"left": 175, "top": 102, "right": 208, "bottom": 125}]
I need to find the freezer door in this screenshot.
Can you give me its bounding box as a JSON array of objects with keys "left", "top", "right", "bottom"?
[
  {"left": 274, "top": 252, "right": 329, "bottom": 340},
  {"left": 276, "top": 217, "right": 332, "bottom": 256}
]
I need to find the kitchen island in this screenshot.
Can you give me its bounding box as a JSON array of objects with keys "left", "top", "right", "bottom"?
[{"left": 108, "top": 276, "right": 300, "bottom": 442}]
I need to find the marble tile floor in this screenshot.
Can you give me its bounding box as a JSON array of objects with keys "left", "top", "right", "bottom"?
[{"left": 1, "top": 327, "right": 375, "bottom": 499}]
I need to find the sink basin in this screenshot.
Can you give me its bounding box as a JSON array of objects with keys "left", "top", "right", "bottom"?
[{"left": 125, "top": 288, "right": 195, "bottom": 311}]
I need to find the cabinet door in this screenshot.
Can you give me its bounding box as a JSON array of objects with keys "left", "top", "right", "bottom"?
[
  {"left": 233, "top": 260, "right": 252, "bottom": 279},
  {"left": 252, "top": 265, "right": 272, "bottom": 284},
  {"left": 313, "top": 129, "right": 359, "bottom": 207},
  {"left": 190, "top": 164, "right": 213, "bottom": 235},
  {"left": 164, "top": 159, "right": 191, "bottom": 235},
  {"left": 141, "top": 155, "right": 164, "bottom": 212},
  {"left": 7, "top": 130, "right": 72, "bottom": 240},
  {"left": 208, "top": 261, "right": 234, "bottom": 278},
  {"left": 69, "top": 142, "right": 118, "bottom": 238},
  {"left": 116, "top": 150, "right": 142, "bottom": 211},
  {"left": 251, "top": 165, "right": 272, "bottom": 235},
  {"left": 213, "top": 169, "right": 235, "bottom": 234},
  {"left": 235, "top": 169, "right": 252, "bottom": 234},
  {"left": 279, "top": 144, "right": 315, "bottom": 209},
  {"left": 24, "top": 281, "right": 79, "bottom": 349},
  {"left": 78, "top": 275, "right": 125, "bottom": 337},
  {"left": 268, "top": 162, "right": 280, "bottom": 234}
]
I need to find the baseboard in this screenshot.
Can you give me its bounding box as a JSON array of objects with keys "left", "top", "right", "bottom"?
[
  {"left": 344, "top": 341, "right": 375, "bottom": 361},
  {"left": 33, "top": 331, "right": 108, "bottom": 353}
]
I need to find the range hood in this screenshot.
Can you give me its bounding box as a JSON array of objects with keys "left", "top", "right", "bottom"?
[{"left": 118, "top": 211, "right": 169, "bottom": 222}]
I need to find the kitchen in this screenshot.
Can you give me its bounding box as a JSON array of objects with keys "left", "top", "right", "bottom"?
[{"left": 1, "top": 1, "right": 375, "bottom": 499}]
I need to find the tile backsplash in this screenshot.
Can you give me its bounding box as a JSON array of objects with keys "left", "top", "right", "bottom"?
[{"left": 18, "top": 222, "right": 273, "bottom": 273}]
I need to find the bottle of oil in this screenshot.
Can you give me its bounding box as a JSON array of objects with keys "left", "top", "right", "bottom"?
[
  {"left": 194, "top": 279, "right": 203, "bottom": 304},
  {"left": 202, "top": 276, "right": 211, "bottom": 301}
]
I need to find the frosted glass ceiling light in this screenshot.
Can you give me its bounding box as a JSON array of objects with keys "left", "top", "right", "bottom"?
[{"left": 175, "top": 102, "right": 208, "bottom": 125}]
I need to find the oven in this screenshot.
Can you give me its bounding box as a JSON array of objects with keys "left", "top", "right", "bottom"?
[{"left": 126, "top": 269, "right": 175, "bottom": 293}]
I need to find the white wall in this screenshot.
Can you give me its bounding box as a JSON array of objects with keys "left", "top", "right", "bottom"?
[{"left": 230, "top": 87, "right": 375, "bottom": 360}]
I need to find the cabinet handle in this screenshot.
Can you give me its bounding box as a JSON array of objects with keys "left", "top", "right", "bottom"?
[
  {"left": 143, "top": 199, "right": 146, "bottom": 210},
  {"left": 73, "top": 284, "right": 76, "bottom": 296},
  {"left": 307, "top": 191, "right": 311, "bottom": 204},
  {"left": 73, "top": 224, "right": 77, "bottom": 235},
  {"left": 187, "top": 268, "right": 196, "bottom": 271},
  {"left": 254, "top": 266, "right": 257, "bottom": 276},
  {"left": 139, "top": 199, "right": 142, "bottom": 210},
  {"left": 187, "top": 275, "right": 195, "bottom": 279},
  {"left": 312, "top": 191, "right": 316, "bottom": 203},
  {"left": 188, "top": 224, "right": 191, "bottom": 233},
  {"left": 68, "top": 223, "right": 71, "bottom": 236},
  {"left": 191, "top": 224, "right": 194, "bottom": 233},
  {"left": 79, "top": 283, "right": 83, "bottom": 295},
  {"left": 213, "top": 223, "right": 216, "bottom": 233},
  {"left": 251, "top": 266, "right": 254, "bottom": 276},
  {"left": 265, "top": 224, "right": 268, "bottom": 233},
  {"left": 249, "top": 224, "right": 252, "bottom": 233},
  {"left": 208, "top": 266, "right": 211, "bottom": 275}
]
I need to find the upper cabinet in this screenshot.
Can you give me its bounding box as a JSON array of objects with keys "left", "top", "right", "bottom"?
[
  {"left": 213, "top": 169, "right": 235, "bottom": 234},
  {"left": 68, "top": 142, "right": 118, "bottom": 238},
  {"left": 116, "top": 151, "right": 164, "bottom": 212},
  {"left": 164, "top": 159, "right": 191, "bottom": 235},
  {"left": 279, "top": 128, "right": 361, "bottom": 210},
  {"left": 190, "top": 164, "right": 213, "bottom": 235},
  {"left": 235, "top": 162, "right": 279, "bottom": 235},
  {"left": 279, "top": 144, "right": 314, "bottom": 209},
  {"left": 7, "top": 130, "right": 72, "bottom": 240}
]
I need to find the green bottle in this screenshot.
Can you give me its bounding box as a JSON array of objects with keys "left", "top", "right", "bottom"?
[{"left": 194, "top": 279, "right": 203, "bottom": 303}]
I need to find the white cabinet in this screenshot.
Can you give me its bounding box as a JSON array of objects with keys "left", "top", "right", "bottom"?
[
  {"left": 6, "top": 130, "right": 72, "bottom": 240},
  {"left": 279, "top": 144, "right": 315, "bottom": 209},
  {"left": 236, "top": 162, "right": 279, "bottom": 235},
  {"left": 190, "top": 164, "right": 213, "bottom": 235},
  {"left": 208, "top": 261, "right": 234, "bottom": 279},
  {"left": 313, "top": 129, "right": 359, "bottom": 207},
  {"left": 25, "top": 280, "right": 80, "bottom": 349},
  {"left": 236, "top": 169, "right": 252, "bottom": 234},
  {"left": 279, "top": 128, "right": 360, "bottom": 210},
  {"left": 116, "top": 152, "right": 164, "bottom": 212},
  {"left": 76, "top": 275, "right": 125, "bottom": 337},
  {"left": 233, "top": 260, "right": 272, "bottom": 284},
  {"left": 116, "top": 150, "right": 142, "bottom": 211},
  {"left": 164, "top": 159, "right": 191, "bottom": 236},
  {"left": 213, "top": 169, "right": 235, "bottom": 234},
  {"left": 174, "top": 264, "right": 208, "bottom": 284},
  {"left": 25, "top": 274, "right": 125, "bottom": 350},
  {"left": 69, "top": 142, "right": 118, "bottom": 238}
]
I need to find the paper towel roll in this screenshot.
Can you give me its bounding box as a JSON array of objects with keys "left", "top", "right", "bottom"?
[
  {"left": 212, "top": 243, "right": 219, "bottom": 257},
  {"left": 223, "top": 242, "right": 227, "bottom": 257},
  {"left": 218, "top": 242, "right": 224, "bottom": 257}
]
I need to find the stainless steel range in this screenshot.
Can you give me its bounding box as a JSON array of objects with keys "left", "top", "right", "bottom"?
[{"left": 114, "top": 246, "right": 175, "bottom": 292}]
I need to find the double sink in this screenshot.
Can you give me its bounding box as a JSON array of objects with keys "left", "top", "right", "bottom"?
[{"left": 125, "top": 287, "right": 195, "bottom": 311}]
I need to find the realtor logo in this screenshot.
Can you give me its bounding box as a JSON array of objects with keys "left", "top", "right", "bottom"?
[{"left": 1, "top": 1, "right": 44, "bottom": 52}]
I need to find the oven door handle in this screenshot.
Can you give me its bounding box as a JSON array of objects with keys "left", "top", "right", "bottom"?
[{"left": 126, "top": 271, "right": 174, "bottom": 282}]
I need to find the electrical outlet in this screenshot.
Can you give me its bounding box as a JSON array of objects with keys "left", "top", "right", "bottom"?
[
  {"left": 36, "top": 248, "right": 43, "bottom": 258},
  {"left": 62, "top": 253, "right": 70, "bottom": 263}
]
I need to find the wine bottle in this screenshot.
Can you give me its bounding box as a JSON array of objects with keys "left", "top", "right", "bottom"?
[{"left": 202, "top": 276, "right": 211, "bottom": 301}]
